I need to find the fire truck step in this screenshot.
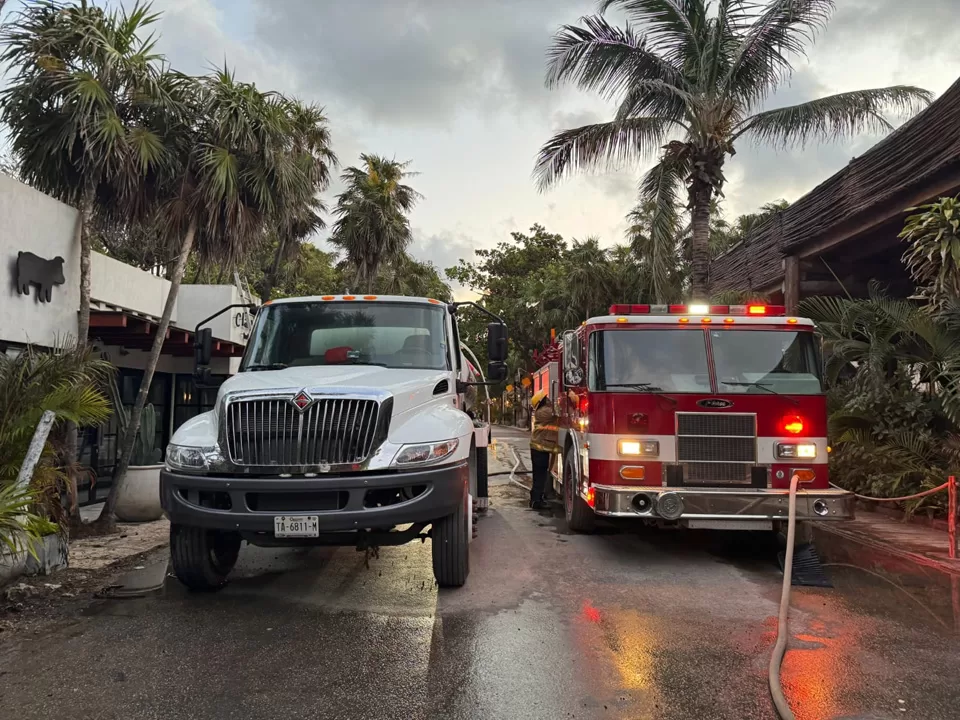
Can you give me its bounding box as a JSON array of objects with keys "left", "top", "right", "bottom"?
[{"left": 778, "top": 543, "right": 833, "bottom": 588}]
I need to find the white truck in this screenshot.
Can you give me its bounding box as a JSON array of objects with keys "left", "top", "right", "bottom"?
[{"left": 160, "top": 295, "right": 507, "bottom": 591}]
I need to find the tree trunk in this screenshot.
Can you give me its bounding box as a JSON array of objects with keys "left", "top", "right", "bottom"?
[
  {"left": 76, "top": 182, "right": 95, "bottom": 348},
  {"left": 66, "top": 182, "right": 96, "bottom": 528},
  {"left": 261, "top": 236, "right": 287, "bottom": 303},
  {"left": 98, "top": 219, "right": 197, "bottom": 527},
  {"left": 689, "top": 185, "right": 713, "bottom": 300}
]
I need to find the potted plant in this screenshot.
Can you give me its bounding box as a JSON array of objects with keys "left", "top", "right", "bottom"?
[{"left": 113, "top": 402, "right": 164, "bottom": 523}]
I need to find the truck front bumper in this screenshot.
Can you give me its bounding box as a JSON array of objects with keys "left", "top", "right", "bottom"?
[
  {"left": 161, "top": 462, "right": 468, "bottom": 533},
  {"left": 592, "top": 485, "right": 855, "bottom": 522}
]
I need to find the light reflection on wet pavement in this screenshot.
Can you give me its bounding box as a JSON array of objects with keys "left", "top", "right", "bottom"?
[{"left": 1, "top": 480, "right": 958, "bottom": 719}]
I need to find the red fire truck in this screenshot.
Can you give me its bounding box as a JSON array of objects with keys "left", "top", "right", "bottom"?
[{"left": 532, "top": 302, "right": 855, "bottom": 533}]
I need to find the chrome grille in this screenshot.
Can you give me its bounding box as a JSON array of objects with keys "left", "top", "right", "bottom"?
[
  {"left": 676, "top": 412, "right": 756, "bottom": 486},
  {"left": 681, "top": 462, "right": 753, "bottom": 485},
  {"left": 225, "top": 397, "right": 382, "bottom": 467}
]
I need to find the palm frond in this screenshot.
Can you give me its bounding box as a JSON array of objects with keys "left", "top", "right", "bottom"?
[
  {"left": 724, "top": 0, "right": 835, "bottom": 108},
  {"left": 597, "top": 0, "right": 704, "bottom": 68},
  {"left": 736, "top": 86, "right": 933, "bottom": 147},
  {"left": 633, "top": 155, "right": 688, "bottom": 303},
  {"left": 534, "top": 117, "right": 676, "bottom": 189},
  {"left": 546, "top": 14, "right": 686, "bottom": 100}
]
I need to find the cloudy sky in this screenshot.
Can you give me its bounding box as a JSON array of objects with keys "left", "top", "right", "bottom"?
[{"left": 7, "top": 1, "right": 960, "bottom": 296}]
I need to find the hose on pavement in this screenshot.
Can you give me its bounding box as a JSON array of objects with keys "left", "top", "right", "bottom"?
[{"left": 769, "top": 472, "right": 799, "bottom": 720}]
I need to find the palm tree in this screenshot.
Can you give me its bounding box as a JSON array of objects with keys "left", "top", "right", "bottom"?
[
  {"left": 330, "top": 155, "right": 422, "bottom": 293},
  {"left": 625, "top": 199, "right": 685, "bottom": 302},
  {"left": 900, "top": 195, "right": 960, "bottom": 308},
  {"left": 0, "top": 0, "right": 172, "bottom": 345},
  {"left": 0, "top": 344, "right": 112, "bottom": 527},
  {"left": 260, "top": 100, "right": 337, "bottom": 302},
  {"left": 535, "top": 0, "right": 932, "bottom": 298},
  {"left": 567, "top": 237, "right": 612, "bottom": 319},
  {"left": 101, "top": 68, "right": 309, "bottom": 526}
]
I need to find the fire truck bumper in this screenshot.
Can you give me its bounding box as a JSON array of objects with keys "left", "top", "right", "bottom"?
[{"left": 591, "top": 485, "right": 855, "bottom": 523}]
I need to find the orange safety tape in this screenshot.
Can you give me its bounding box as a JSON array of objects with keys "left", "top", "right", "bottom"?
[{"left": 832, "top": 480, "right": 951, "bottom": 503}]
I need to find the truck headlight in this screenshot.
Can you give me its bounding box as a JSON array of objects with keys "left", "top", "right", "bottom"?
[
  {"left": 394, "top": 439, "right": 459, "bottom": 466},
  {"left": 776, "top": 442, "right": 817, "bottom": 460},
  {"left": 166, "top": 444, "right": 221, "bottom": 473},
  {"left": 618, "top": 439, "right": 659, "bottom": 457}
]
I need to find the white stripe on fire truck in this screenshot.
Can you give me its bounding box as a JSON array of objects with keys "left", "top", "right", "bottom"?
[
  {"left": 585, "top": 433, "right": 828, "bottom": 465},
  {"left": 585, "top": 434, "right": 677, "bottom": 463}
]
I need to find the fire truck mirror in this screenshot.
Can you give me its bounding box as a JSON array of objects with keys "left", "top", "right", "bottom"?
[
  {"left": 487, "top": 322, "right": 508, "bottom": 362},
  {"left": 487, "top": 361, "right": 508, "bottom": 382},
  {"left": 562, "top": 330, "right": 581, "bottom": 371}
]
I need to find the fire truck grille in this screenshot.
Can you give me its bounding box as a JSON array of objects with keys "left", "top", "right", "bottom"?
[
  {"left": 676, "top": 413, "right": 756, "bottom": 486},
  {"left": 677, "top": 436, "right": 755, "bottom": 463},
  {"left": 681, "top": 462, "right": 753, "bottom": 485},
  {"left": 224, "top": 396, "right": 385, "bottom": 468}
]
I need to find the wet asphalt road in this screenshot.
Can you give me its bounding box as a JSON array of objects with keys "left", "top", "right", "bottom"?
[{"left": 2, "top": 429, "right": 959, "bottom": 719}]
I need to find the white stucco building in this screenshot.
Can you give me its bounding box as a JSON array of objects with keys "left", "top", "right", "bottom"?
[{"left": 1, "top": 174, "right": 257, "bottom": 503}]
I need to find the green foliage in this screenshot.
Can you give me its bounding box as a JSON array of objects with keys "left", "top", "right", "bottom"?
[
  {"left": 0, "top": 345, "right": 112, "bottom": 524},
  {"left": 0, "top": 483, "right": 52, "bottom": 559},
  {"left": 130, "top": 404, "right": 161, "bottom": 466},
  {"left": 900, "top": 195, "right": 960, "bottom": 308},
  {"left": 801, "top": 288, "right": 960, "bottom": 511},
  {"left": 447, "top": 224, "right": 648, "bottom": 379},
  {"left": 537, "top": 0, "right": 931, "bottom": 296},
  {"left": 330, "top": 155, "right": 422, "bottom": 293}
]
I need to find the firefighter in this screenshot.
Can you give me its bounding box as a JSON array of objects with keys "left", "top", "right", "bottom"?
[{"left": 529, "top": 389, "right": 561, "bottom": 509}]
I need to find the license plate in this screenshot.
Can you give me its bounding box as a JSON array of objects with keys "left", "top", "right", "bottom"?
[{"left": 274, "top": 515, "right": 320, "bottom": 538}]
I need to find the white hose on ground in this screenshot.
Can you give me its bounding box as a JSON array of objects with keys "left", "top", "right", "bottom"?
[
  {"left": 506, "top": 444, "right": 531, "bottom": 492},
  {"left": 769, "top": 473, "right": 799, "bottom": 720}
]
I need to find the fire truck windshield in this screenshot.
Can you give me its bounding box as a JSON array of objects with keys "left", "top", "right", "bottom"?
[
  {"left": 588, "top": 328, "right": 823, "bottom": 395},
  {"left": 711, "top": 330, "right": 822, "bottom": 395},
  {"left": 590, "top": 329, "right": 711, "bottom": 393}
]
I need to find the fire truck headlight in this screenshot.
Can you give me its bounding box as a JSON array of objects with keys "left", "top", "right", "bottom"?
[
  {"left": 618, "top": 439, "right": 660, "bottom": 457},
  {"left": 776, "top": 442, "right": 817, "bottom": 460}
]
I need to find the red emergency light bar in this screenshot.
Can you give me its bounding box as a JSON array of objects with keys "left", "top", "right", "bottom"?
[{"left": 608, "top": 303, "right": 787, "bottom": 316}]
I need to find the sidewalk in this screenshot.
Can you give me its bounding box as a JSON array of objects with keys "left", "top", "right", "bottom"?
[{"left": 812, "top": 508, "right": 960, "bottom": 583}]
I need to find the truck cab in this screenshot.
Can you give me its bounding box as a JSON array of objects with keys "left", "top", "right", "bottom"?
[
  {"left": 548, "top": 303, "right": 855, "bottom": 533},
  {"left": 161, "top": 295, "right": 507, "bottom": 590}
]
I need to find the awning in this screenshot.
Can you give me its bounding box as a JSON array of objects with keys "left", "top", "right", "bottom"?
[{"left": 88, "top": 311, "right": 244, "bottom": 357}]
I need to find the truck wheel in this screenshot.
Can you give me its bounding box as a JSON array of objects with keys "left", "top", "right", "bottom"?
[
  {"left": 564, "top": 450, "right": 596, "bottom": 534},
  {"left": 432, "top": 490, "right": 470, "bottom": 588},
  {"left": 170, "top": 524, "right": 241, "bottom": 592}
]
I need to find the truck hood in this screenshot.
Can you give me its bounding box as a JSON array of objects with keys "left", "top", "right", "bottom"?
[{"left": 217, "top": 365, "right": 451, "bottom": 417}]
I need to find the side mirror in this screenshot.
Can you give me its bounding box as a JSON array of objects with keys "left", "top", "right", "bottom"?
[
  {"left": 195, "top": 327, "right": 213, "bottom": 368},
  {"left": 487, "top": 361, "right": 508, "bottom": 383},
  {"left": 487, "top": 322, "right": 508, "bottom": 362}
]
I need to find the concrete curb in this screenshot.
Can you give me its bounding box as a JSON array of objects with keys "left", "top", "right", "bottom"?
[
  {"left": 810, "top": 521, "right": 960, "bottom": 585},
  {"left": 0, "top": 533, "right": 69, "bottom": 587}
]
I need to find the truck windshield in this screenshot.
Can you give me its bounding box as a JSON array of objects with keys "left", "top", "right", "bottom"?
[
  {"left": 711, "top": 330, "right": 822, "bottom": 395},
  {"left": 590, "top": 329, "right": 712, "bottom": 393},
  {"left": 241, "top": 301, "right": 450, "bottom": 371}
]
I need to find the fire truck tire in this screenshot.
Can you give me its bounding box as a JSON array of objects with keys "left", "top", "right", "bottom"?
[
  {"left": 564, "top": 451, "right": 596, "bottom": 534},
  {"left": 432, "top": 486, "right": 470, "bottom": 588}
]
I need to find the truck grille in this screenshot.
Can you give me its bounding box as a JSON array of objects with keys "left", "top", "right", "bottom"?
[
  {"left": 224, "top": 396, "right": 384, "bottom": 468},
  {"left": 676, "top": 412, "right": 756, "bottom": 486}
]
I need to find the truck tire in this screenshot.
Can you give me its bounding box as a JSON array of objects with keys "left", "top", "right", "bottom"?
[
  {"left": 432, "top": 488, "right": 470, "bottom": 588},
  {"left": 564, "top": 450, "right": 596, "bottom": 534},
  {"left": 170, "top": 524, "right": 242, "bottom": 592}
]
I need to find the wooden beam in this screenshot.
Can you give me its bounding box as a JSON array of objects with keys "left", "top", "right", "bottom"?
[
  {"left": 800, "top": 280, "right": 867, "bottom": 296},
  {"left": 783, "top": 255, "right": 800, "bottom": 315},
  {"left": 89, "top": 313, "right": 128, "bottom": 328},
  {"left": 798, "top": 167, "right": 960, "bottom": 260}
]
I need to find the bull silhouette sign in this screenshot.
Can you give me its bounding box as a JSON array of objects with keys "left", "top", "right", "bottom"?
[{"left": 16, "top": 252, "right": 65, "bottom": 303}]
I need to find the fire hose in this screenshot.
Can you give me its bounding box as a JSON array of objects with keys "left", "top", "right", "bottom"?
[{"left": 771, "top": 477, "right": 958, "bottom": 719}]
